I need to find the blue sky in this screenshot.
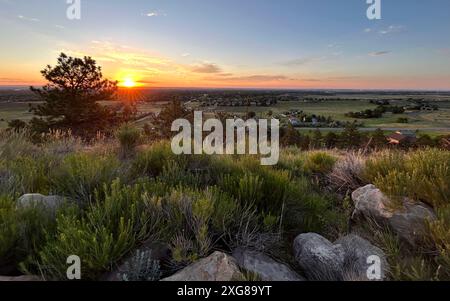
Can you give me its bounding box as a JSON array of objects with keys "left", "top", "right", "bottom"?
[{"left": 1, "top": 0, "right": 450, "bottom": 89}]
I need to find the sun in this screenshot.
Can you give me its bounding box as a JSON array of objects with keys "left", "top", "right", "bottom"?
[{"left": 121, "top": 77, "right": 137, "bottom": 88}]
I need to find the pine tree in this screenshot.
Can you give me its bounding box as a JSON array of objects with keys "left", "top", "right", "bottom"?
[{"left": 29, "top": 53, "right": 127, "bottom": 137}]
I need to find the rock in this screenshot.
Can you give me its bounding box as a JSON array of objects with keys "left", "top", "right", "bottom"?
[
  {"left": 352, "top": 185, "right": 436, "bottom": 245},
  {"left": 293, "top": 233, "right": 389, "bottom": 281},
  {"left": 293, "top": 233, "right": 345, "bottom": 281},
  {"left": 103, "top": 241, "right": 171, "bottom": 281},
  {"left": 17, "top": 194, "right": 65, "bottom": 212},
  {"left": 232, "top": 248, "right": 304, "bottom": 281},
  {"left": 336, "top": 234, "right": 388, "bottom": 281},
  {"left": 161, "top": 251, "right": 243, "bottom": 281},
  {"left": 352, "top": 185, "right": 393, "bottom": 219},
  {"left": 0, "top": 275, "right": 42, "bottom": 281}
]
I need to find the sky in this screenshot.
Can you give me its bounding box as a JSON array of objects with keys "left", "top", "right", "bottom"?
[{"left": 0, "top": 0, "right": 450, "bottom": 90}]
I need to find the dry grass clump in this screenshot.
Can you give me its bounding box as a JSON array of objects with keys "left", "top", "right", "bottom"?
[{"left": 328, "top": 150, "right": 367, "bottom": 193}]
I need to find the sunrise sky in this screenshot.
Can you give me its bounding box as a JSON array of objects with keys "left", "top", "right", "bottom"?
[{"left": 0, "top": 0, "right": 450, "bottom": 90}]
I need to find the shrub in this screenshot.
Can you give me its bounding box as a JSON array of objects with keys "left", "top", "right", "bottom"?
[
  {"left": 366, "top": 149, "right": 450, "bottom": 208},
  {"left": 283, "top": 178, "right": 345, "bottom": 237},
  {"left": 116, "top": 124, "right": 141, "bottom": 156},
  {"left": 51, "top": 152, "right": 120, "bottom": 203},
  {"left": 0, "top": 196, "right": 19, "bottom": 267},
  {"left": 6, "top": 155, "right": 53, "bottom": 195},
  {"left": 118, "top": 250, "right": 161, "bottom": 281},
  {"left": 427, "top": 205, "right": 450, "bottom": 279},
  {"left": 363, "top": 150, "right": 406, "bottom": 183},
  {"left": 303, "top": 151, "right": 337, "bottom": 175},
  {"left": 328, "top": 151, "right": 367, "bottom": 192},
  {"left": 277, "top": 149, "right": 306, "bottom": 176},
  {"left": 36, "top": 179, "right": 163, "bottom": 280},
  {"left": 218, "top": 173, "right": 263, "bottom": 207},
  {"left": 131, "top": 141, "right": 175, "bottom": 178}
]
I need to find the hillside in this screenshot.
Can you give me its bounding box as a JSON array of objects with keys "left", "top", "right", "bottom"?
[{"left": 1, "top": 130, "right": 449, "bottom": 281}]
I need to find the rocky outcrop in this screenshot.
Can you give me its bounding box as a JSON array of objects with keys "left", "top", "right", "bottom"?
[
  {"left": 0, "top": 275, "right": 42, "bottom": 281},
  {"left": 161, "top": 251, "right": 243, "bottom": 281},
  {"left": 352, "top": 185, "right": 436, "bottom": 245},
  {"left": 293, "top": 233, "right": 346, "bottom": 281},
  {"left": 293, "top": 233, "right": 388, "bottom": 281},
  {"left": 336, "top": 234, "right": 388, "bottom": 281},
  {"left": 232, "top": 248, "right": 304, "bottom": 281},
  {"left": 17, "top": 194, "right": 65, "bottom": 212}
]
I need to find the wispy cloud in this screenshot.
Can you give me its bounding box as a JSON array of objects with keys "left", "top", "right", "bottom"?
[
  {"left": 280, "top": 56, "right": 328, "bottom": 67},
  {"left": 17, "top": 15, "right": 40, "bottom": 22},
  {"left": 369, "top": 51, "right": 391, "bottom": 57},
  {"left": 181, "top": 53, "right": 191, "bottom": 57},
  {"left": 145, "top": 10, "right": 167, "bottom": 17},
  {"left": 205, "top": 74, "right": 295, "bottom": 83},
  {"left": 379, "top": 25, "right": 405, "bottom": 35},
  {"left": 190, "top": 62, "right": 222, "bottom": 73}
]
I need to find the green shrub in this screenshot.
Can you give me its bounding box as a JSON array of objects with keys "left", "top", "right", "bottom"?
[
  {"left": 36, "top": 179, "right": 163, "bottom": 280},
  {"left": 363, "top": 150, "right": 406, "bottom": 183},
  {"left": 277, "top": 149, "right": 306, "bottom": 176},
  {"left": 118, "top": 250, "right": 161, "bottom": 281},
  {"left": 0, "top": 196, "right": 19, "bottom": 266},
  {"left": 6, "top": 155, "right": 53, "bottom": 195},
  {"left": 303, "top": 151, "right": 337, "bottom": 175},
  {"left": 366, "top": 149, "right": 450, "bottom": 209},
  {"left": 51, "top": 153, "right": 120, "bottom": 203},
  {"left": 131, "top": 141, "right": 175, "bottom": 178},
  {"left": 427, "top": 205, "right": 450, "bottom": 279},
  {"left": 116, "top": 124, "right": 141, "bottom": 156}
]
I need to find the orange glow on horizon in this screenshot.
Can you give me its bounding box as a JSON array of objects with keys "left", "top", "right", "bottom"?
[{"left": 121, "top": 78, "right": 136, "bottom": 88}]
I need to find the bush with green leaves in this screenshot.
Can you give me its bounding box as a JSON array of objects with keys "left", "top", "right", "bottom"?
[
  {"left": 35, "top": 179, "right": 164, "bottom": 280},
  {"left": 4, "top": 155, "right": 53, "bottom": 196},
  {"left": 116, "top": 124, "right": 141, "bottom": 156},
  {"left": 303, "top": 151, "right": 337, "bottom": 175},
  {"left": 131, "top": 141, "right": 176, "bottom": 178},
  {"left": 365, "top": 149, "right": 450, "bottom": 208},
  {"left": 51, "top": 152, "right": 120, "bottom": 204},
  {"left": 118, "top": 250, "right": 161, "bottom": 281},
  {"left": 0, "top": 196, "right": 19, "bottom": 268}
]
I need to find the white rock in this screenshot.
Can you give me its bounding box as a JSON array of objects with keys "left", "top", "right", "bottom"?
[
  {"left": 233, "top": 248, "right": 304, "bottom": 281},
  {"left": 161, "top": 251, "right": 243, "bottom": 281}
]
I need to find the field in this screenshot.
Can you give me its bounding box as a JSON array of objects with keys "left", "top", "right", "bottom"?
[{"left": 1, "top": 90, "right": 450, "bottom": 136}]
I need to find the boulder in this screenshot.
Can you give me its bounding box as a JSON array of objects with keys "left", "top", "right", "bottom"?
[
  {"left": 161, "top": 251, "right": 243, "bottom": 281},
  {"left": 0, "top": 275, "right": 42, "bottom": 281},
  {"left": 293, "top": 233, "right": 389, "bottom": 281},
  {"left": 17, "top": 194, "right": 65, "bottom": 212},
  {"left": 293, "top": 233, "right": 345, "bottom": 281},
  {"left": 352, "top": 185, "right": 436, "bottom": 245},
  {"left": 336, "top": 234, "right": 388, "bottom": 281},
  {"left": 232, "top": 248, "right": 304, "bottom": 281}
]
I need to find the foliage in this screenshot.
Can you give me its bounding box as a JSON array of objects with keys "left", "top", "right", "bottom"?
[
  {"left": 51, "top": 153, "right": 120, "bottom": 204},
  {"left": 28, "top": 53, "right": 132, "bottom": 138},
  {"left": 0, "top": 196, "right": 19, "bottom": 266},
  {"left": 36, "top": 179, "right": 163, "bottom": 280},
  {"left": 131, "top": 141, "right": 175, "bottom": 178},
  {"left": 118, "top": 250, "right": 161, "bottom": 281},
  {"left": 303, "top": 151, "right": 337, "bottom": 175},
  {"left": 116, "top": 123, "right": 141, "bottom": 156},
  {"left": 145, "top": 100, "right": 193, "bottom": 140}
]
